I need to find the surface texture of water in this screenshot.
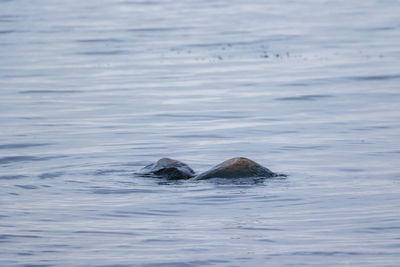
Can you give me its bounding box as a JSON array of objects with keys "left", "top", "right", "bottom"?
[{"left": 1, "top": 0, "right": 400, "bottom": 266}]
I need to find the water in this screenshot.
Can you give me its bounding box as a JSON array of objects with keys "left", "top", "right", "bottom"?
[{"left": 1, "top": 0, "right": 400, "bottom": 266}]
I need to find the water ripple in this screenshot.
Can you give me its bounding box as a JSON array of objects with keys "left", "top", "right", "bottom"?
[
  {"left": 0, "top": 175, "right": 28, "bottom": 180},
  {"left": 0, "top": 156, "right": 63, "bottom": 165},
  {"left": 0, "top": 143, "right": 51, "bottom": 149},
  {"left": 276, "top": 94, "right": 333, "bottom": 101}
]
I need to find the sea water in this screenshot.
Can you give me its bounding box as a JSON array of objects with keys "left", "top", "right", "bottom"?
[{"left": 1, "top": 0, "right": 400, "bottom": 266}]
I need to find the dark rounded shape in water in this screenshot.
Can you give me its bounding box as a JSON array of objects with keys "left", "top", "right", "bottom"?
[
  {"left": 195, "top": 157, "right": 277, "bottom": 180},
  {"left": 139, "top": 158, "right": 195, "bottom": 180}
]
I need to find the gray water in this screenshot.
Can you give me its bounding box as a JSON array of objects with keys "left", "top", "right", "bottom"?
[{"left": 1, "top": 0, "right": 400, "bottom": 266}]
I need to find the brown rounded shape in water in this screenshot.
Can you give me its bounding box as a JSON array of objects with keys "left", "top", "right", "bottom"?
[
  {"left": 195, "top": 157, "right": 276, "bottom": 180},
  {"left": 138, "top": 158, "right": 195, "bottom": 180}
]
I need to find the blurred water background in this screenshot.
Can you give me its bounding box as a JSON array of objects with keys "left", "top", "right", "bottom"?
[{"left": 1, "top": 0, "right": 400, "bottom": 266}]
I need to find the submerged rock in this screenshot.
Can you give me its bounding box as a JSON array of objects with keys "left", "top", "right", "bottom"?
[
  {"left": 138, "top": 158, "right": 195, "bottom": 180},
  {"left": 195, "top": 157, "right": 277, "bottom": 180}
]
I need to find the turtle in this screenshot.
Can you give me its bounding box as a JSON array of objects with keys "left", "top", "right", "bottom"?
[
  {"left": 195, "top": 157, "right": 278, "bottom": 180},
  {"left": 138, "top": 158, "right": 195, "bottom": 180},
  {"left": 138, "top": 157, "right": 281, "bottom": 180}
]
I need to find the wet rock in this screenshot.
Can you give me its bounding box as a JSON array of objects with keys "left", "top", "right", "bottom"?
[
  {"left": 195, "top": 157, "right": 277, "bottom": 180},
  {"left": 138, "top": 158, "right": 195, "bottom": 180}
]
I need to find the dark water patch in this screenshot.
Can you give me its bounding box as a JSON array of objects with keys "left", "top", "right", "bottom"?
[
  {"left": 257, "top": 238, "right": 276, "bottom": 243},
  {"left": 40, "top": 250, "right": 59, "bottom": 253},
  {"left": 78, "top": 50, "right": 130, "bottom": 56},
  {"left": 155, "top": 113, "right": 248, "bottom": 120},
  {"left": 200, "top": 177, "right": 272, "bottom": 185},
  {"left": 282, "top": 82, "right": 309, "bottom": 87},
  {"left": 276, "top": 94, "right": 333, "bottom": 101},
  {"left": 39, "top": 218, "right": 57, "bottom": 222},
  {"left": 2, "top": 72, "right": 48, "bottom": 79},
  {"left": 353, "top": 125, "right": 392, "bottom": 132},
  {"left": 142, "top": 238, "right": 181, "bottom": 243},
  {"left": 0, "top": 14, "right": 20, "bottom": 22},
  {"left": 148, "top": 209, "right": 181, "bottom": 214},
  {"left": 19, "top": 90, "right": 79, "bottom": 94},
  {"left": 102, "top": 213, "right": 133, "bottom": 218},
  {"left": 338, "top": 168, "right": 364, "bottom": 173},
  {"left": 0, "top": 30, "right": 15, "bottom": 34},
  {"left": 0, "top": 234, "right": 41, "bottom": 240},
  {"left": 38, "top": 172, "right": 63, "bottom": 179},
  {"left": 119, "top": 1, "right": 165, "bottom": 6},
  {"left": 170, "top": 134, "right": 227, "bottom": 139},
  {"left": 65, "top": 179, "right": 87, "bottom": 184},
  {"left": 15, "top": 184, "right": 38, "bottom": 190},
  {"left": 94, "top": 169, "right": 126, "bottom": 176},
  {"left": 92, "top": 188, "right": 159, "bottom": 194},
  {"left": 73, "top": 230, "right": 137, "bottom": 236},
  {"left": 17, "top": 252, "right": 34, "bottom": 256},
  {"left": 18, "top": 116, "right": 44, "bottom": 121},
  {"left": 155, "top": 180, "right": 188, "bottom": 186},
  {"left": 141, "top": 260, "right": 229, "bottom": 267},
  {"left": 181, "top": 36, "right": 296, "bottom": 49},
  {"left": 0, "top": 175, "right": 28, "bottom": 180},
  {"left": 365, "top": 226, "right": 400, "bottom": 233},
  {"left": 348, "top": 74, "right": 400, "bottom": 81},
  {"left": 236, "top": 227, "right": 282, "bottom": 231},
  {"left": 0, "top": 156, "right": 41, "bottom": 164},
  {"left": 127, "top": 26, "right": 192, "bottom": 33},
  {"left": 184, "top": 194, "right": 234, "bottom": 202},
  {"left": 0, "top": 143, "right": 51, "bottom": 149},
  {"left": 115, "top": 210, "right": 179, "bottom": 217},
  {"left": 291, "top": 251, "right": 363, "bottom": 256},
  {"left": 0, "top": 155, "right": 63, "bottom": 165},
  {"left": 362, "top": 26, "right": 398, "bottom": 31},
  {"left": 77, "top": 38, "right": 124, "bottom": 43},
  {"left": 281, "top": 145, "right": 329, "bottom": 151}
]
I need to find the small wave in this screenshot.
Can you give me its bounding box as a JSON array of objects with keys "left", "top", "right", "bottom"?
[
  {"left": 0, "top": 234, "right": 41, "bottom": 240},
  {"left": 281, "top": 145, "right": 329, "bottom": 150},
  {"left": 15, "top": 185, "right": 38, "bottom": 190},
  {"left": 154, "top": 113, "right": 248, "bottom": 120},
  {"left": 0, "top": 143, "right": 51, "bottom": 149},
  {"left": 38, "top": 172, "right": 64, "bottom": 179},
  {"left": 276, "top": 94, "right": 333, "bottom": 101},
  {"left": 114, "top": 209, "right": 180, "bottom": 217},
  {"left": 0, "top": 155, "right": 63, "bottom": 165},
  {"left": 140, "top": 260, "right": 229, "bottom": 267},
  {"left": 291, "top": 251, "right": 363, "bottom": 256},
  {"left": 92, "top": 188, "right": 159, "bottom": 194},
  {"left": 127, "top": 26, "right": 192, "bottom": 32},
  {"left": 94, "top": 169, "right": 126, "bottom": 176},
  {"left": 73, "top": 230, "right": 137, "bottom": 236},
  {"left": 77, "top": 50, "right": 130, "bottom": 55},
  {"left": 19, "top": 90, "right": 79, "bottom": 94},
  {"left": 0, "top": 175, "right": 28, "bottom": 180},
  {"left": 76, "top": 38, "right": 124, "bottom": 43},
  {"left": 0, "top": 30, "right": 15, "bottom": 34},
  {"left": 0, "top": 156, "right": 41, "bottom": 164},
  {"left": 349, "top": 74, "right": 400, "bottom": 81}
]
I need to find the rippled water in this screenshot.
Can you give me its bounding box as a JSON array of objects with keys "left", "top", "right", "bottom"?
[{"left": 1, "top": 0, "right": 400, "bottom": 266}]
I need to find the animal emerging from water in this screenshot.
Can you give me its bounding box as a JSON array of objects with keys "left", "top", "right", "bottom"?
[{"left": 138, "top": 157, "right": 283, "bottom": 180}]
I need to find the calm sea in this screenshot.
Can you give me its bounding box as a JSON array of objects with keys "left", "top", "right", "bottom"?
[{"left": 1, "top": 0, "right": 400, "bottom": 266}]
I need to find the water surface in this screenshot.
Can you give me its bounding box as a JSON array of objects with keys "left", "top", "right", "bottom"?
[{"left": 1, "top": 0, "right": 400, "bottom": 266}]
